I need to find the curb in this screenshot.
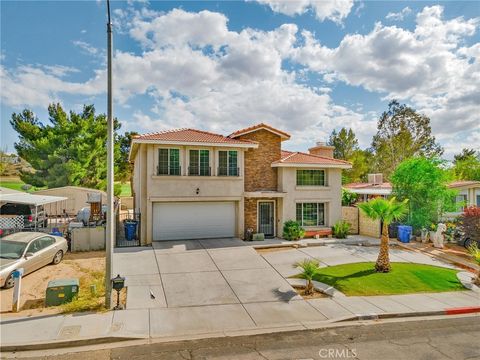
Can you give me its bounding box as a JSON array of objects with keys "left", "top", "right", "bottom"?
[
  {"left": 0, "top": 335, "right": 140, "bottom": 353},
  {"left": 337, "top": 306, "right": 480, "bottom": 322}
]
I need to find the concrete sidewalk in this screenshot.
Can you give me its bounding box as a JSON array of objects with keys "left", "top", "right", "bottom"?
[{"left": 1, "top": 289, "right": 479, "bottom": 351}]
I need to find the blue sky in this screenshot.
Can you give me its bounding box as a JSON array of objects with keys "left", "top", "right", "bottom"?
[{"left": 1, "top": 0, "right": 479, "bottom": 158}]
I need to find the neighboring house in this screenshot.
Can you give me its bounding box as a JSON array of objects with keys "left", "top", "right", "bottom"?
[
  {"left": 345, "top": 177, "right": 480, "bottom": 211},
  {"left": 448, "top": 180, "right": 480, "bottom": 211},
  {"left": 344, "top": 174, "right": 391, "bottom": 202},
  {"left": 129, "top": 123, "right": 351, "bottom": 243},
  {"left": 33, "top": 186, "right": 107, "bottom": 216}
]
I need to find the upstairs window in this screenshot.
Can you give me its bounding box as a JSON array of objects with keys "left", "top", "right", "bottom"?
[
  {"left": 157, "top": 148, "right": 180, "bottom": 175},
  {"left": 296, "top": 170, "right": 325, "bottom": 186},
  {"left": 189, "top": 150, "right": 210, "bottom": 176},
  {"left": 218, "top": 151, "right": 238, "bottom": 176}
]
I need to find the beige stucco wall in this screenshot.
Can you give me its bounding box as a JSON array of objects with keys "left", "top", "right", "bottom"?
[
  {"left": 277, "top": 167, "right": 343, "bottom": 237},
  {"left": 33, "top": 187, "right": 107, "bottom": 216},
  {"left": 359, "top": 211, "right": 381, "bottom": 238},
  {"left": 132, "top": 143, "right": 247, "bottom": 244}
]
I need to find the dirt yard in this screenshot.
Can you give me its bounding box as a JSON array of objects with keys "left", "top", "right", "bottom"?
[{"left": 0, "top": 251, "right": 105, "bottom": 318}]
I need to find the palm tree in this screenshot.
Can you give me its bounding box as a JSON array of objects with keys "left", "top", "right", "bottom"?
[
  {"left": 294, "top": 259, "right": 322, "bottom": 295},
  {"left": 357, "top": 197, "right": 409, "bottom": 273}
]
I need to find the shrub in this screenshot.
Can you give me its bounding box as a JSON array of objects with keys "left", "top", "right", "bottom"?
[
  {"left": 333, "top": 220, "right": 350, "bottom": 239},
  {"left": 459, "top": 206, "right": 480, "bottom": 242},
  {"left": 283, "top": 220, "right": 305, "bottom": 241},
  {"left": 467, "top": 241, "right": 480, "bottom": 286},
  {"left": 342, "top": 188, "right": 358, "bottom": 206}
]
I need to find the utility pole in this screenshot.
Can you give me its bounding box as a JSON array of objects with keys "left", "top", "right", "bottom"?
[{"left": 105, "top": 0, "right": 114, "bottom": 308}]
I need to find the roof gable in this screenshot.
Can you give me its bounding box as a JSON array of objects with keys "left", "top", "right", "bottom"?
[
  {"left": 272, "top": 150, "right": 352, "bottom": 169},
  {"left": 229, "top": 123, "right": 290, "bottom": 140}
]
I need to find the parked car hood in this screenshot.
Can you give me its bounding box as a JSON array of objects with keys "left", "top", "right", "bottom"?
[{"left": 0, "top": 257, "right": 18, "bottom": 270}]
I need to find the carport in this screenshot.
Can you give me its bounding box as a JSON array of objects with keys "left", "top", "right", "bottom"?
[{"left": 0, "top": 192, "right": 68, "bottom": 231}]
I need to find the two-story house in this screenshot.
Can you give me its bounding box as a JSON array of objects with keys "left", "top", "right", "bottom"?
[{"left": 129, "top": 123, "right": 351, "bottom": 243}]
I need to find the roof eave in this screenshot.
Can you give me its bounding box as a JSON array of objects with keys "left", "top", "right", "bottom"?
[{"left": 271, "top": 163, "right": 352, "bottom": 169}]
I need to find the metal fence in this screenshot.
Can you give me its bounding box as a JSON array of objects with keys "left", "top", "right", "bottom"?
[{"left": 116, "top": 211, "right": 141, "bottom": 247}]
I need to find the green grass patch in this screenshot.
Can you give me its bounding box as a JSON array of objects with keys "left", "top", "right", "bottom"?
[
  {"left": 309, "top": 262, "right": 465, "bottom": 296},
  {"left": 116, "top": 182, "right": 132, "bottom": 197},
  {"left": 0, "top": 177, "right": 46, "bottom": 192},
  {"left": 61, "top": 263, "right": 106, "bottom": 313}
]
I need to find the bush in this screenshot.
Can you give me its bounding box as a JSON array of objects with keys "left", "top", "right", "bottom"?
[
  {"left": 459, "top": 206, "right": 480, "bottom": 242},
  {"left": 342, "top": 188, "right": 358, "bottom": 206},
  {"left": 333, "top": 220, "right": 350, "bottom": 239},
  {"left": 283, "top": 220, "right": 305, "bottom": 241}
]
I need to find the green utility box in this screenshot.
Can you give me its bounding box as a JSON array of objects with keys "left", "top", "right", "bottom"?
[{"left": 45, "top": 279, "right": 79, "bottom": 307}]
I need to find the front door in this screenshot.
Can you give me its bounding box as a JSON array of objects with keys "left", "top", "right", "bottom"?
[{"left": 258, "top": 201, "right": 274, "bottom": 237}]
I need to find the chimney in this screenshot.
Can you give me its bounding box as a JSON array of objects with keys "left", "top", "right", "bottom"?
[{"left": 308, "top": 141, "right": 335, "bottom": 158}]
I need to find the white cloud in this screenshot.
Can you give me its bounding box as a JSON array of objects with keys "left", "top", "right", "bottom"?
[
  {"left": 73, "top": 40, "right": 99, "bottom": 56},
  {"left": 292, "top": 6, "right": 480, "bottom": 136},
  {"left": 1, "top": 5, "right": 477, "bottom": 156},
  {"left": 253, "top": 0, "right": 355, "bottom": 24},
  {"left": 386, "top": 7, "right": 412, "bottom": 21}
]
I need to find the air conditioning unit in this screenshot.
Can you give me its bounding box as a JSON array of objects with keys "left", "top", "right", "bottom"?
[{"left": 368, "top": 173, "right": 383, "bottom": 185}]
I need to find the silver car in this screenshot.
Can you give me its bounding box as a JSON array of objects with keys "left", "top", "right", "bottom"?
[{"left": 0, "top": 232, "right": 68, "bottom": 288}]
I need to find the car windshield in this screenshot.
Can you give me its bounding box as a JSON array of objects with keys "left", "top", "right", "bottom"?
[{"left": 0, "top": 240, "right": 27, "bottom": 259}]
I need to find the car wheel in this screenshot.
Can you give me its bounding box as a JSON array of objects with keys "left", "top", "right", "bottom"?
[
  {"left": 52, "top": 250, "right": 64, "bottom": 265},
  {"left": 3, "top": 273, "right": 15, "bottom": 289}
]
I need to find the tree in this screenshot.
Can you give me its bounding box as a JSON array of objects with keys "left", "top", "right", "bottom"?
[
  {"left": 328, "top": 128, "right": 373, "bottom": 183},
  {"left": 294, "top": 259, "right": 322, "bottom": 295},
  {"left": 390, "top": 157, "right": 456, "bottom": 230},
  {"left": 328, "top": 128, "right": 358, "bottom": 160},
  {"left": 357, "top": 197, "right": 409, "bottom": 273},
  {"left": 343, "top": 149, "right": 374, "bottom": 183},
  {"left": 452, "top": 150, "right": 480, "bottom": 181},
  {"left": 454, "top": 148, "right": 478, "bottom": 163},
  {"left": 371, "top": 100, "right": 443, "bottom": 178},
  {"left": 10, "top": 104, "right": 132, "bottom": 195}
]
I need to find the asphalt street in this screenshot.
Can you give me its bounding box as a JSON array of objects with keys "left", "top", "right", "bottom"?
[{"left": 6, "top": 315, "right": 480, "bottom": 360}]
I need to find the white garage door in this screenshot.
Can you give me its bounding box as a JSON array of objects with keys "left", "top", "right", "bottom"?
[{"left": 153, "top": 202, "right": 236, "bottom": 241}]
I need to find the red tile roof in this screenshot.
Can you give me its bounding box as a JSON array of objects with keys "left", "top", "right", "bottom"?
[
  {"left": 133, "top": 128, "right": 257, "bottom": 145},
  {"left": 229, "top": 123, "right": 291, "bottom": 139},
  {"left": 273, "top": 150, "right": 352, "bottom": 167},
  {"left": 448, "top": 180, "right": 480, "bottom": 188}
]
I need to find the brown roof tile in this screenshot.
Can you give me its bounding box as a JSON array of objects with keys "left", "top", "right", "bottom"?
[
  {"left": 133, "top": 128, "right": 256, "bottom": 145},
  {"left": 229, "top": 123, "right": 291, "bottom": 139}
]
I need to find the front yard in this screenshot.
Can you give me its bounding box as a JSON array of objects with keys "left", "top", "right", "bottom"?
[
  {"left": 311, "top": 262, "right": 465, "bottom": 296},
  {"left": 0, "top": 251, "right": 106, "bottom": 317}
]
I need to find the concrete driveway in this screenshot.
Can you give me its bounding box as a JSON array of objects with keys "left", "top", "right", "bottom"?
[
  {"left": 113, "top": 238, "right": 330, "bottom": 336},
  {"left": 112, "top": 239, "right": 478, "bottom": 338}
]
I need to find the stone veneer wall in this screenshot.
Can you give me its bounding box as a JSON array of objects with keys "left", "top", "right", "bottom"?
[
  {"left": 341, "top": 206, "right": 359, "bottom": 234},
  {"left": 235, "top": 129, "right": 282, "bottom": 192}
]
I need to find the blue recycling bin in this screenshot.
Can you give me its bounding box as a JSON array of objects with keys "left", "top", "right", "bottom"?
[
  {"left": 397, "top": 225, "right": 412, "bottom": 243},
  {"left": 124, "top": 221, "right": 138, "bottom": 241}
]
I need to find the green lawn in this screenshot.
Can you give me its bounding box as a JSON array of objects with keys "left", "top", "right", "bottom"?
[
  {"left": 0, "top": 177, "right": 46, "bottom": 192},
  {"left": 310, "top": 262, "right": 465, "bottom": 296},
  {"left": 117, "top": 182, "right": 132, "bottom": 197}
]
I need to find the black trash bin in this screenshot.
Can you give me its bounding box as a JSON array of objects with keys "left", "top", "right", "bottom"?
[{"left": 388, "top": 222, "right": 400, "bottom": 239}]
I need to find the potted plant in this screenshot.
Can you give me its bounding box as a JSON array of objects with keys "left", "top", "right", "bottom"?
[{"left": 332, "top": 220, "right": 350, "bottom": 239}]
